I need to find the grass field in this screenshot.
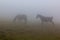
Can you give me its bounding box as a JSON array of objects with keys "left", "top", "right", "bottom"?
[{"left": 0, "top": 20, "right": 60, "bottom": 40}]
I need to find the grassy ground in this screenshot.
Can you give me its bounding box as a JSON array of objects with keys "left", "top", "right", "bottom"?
[{"left": 0, "top": 21, "right": 60, "bottom": 40}]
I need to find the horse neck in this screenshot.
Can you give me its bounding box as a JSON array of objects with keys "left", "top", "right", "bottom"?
[{"left": 38, "top": 15, "right": 44, "bottom": 19}]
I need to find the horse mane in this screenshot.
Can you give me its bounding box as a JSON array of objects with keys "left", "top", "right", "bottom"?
[{"left": 37, "top": 14, "right": 45, "bottom": 18}]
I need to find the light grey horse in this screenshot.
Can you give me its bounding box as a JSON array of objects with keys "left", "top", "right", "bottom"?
[
  {"left": 13, "top": 14, "right": 27, "bottom": 24},
  {"left": 36, "top": 14, "right": 54, "bottom": 24}
]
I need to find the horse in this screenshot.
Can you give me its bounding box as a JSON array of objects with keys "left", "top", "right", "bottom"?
[
  {"left": 36, "top": 14, "right": 54, "bottom": 25},
  {"left": 13, "top": 14, "right": 27, "bottom": 24}
]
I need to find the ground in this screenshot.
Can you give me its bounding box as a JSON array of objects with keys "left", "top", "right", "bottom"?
[{"left": 0, "top": 20, "right": 60, "bottom": 40}]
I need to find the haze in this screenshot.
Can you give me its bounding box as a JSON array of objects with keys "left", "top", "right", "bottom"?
[{"left": 0, "top": 0, "right": 60, "bottom": 23}]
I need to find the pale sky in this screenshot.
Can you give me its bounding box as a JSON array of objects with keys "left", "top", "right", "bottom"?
[{"left": 0, "top": 0, "right": 60, "bottom": 23}]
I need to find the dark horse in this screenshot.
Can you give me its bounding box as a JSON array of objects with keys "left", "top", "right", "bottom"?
[
  {"left": 36, "top": 14, "right": 54, "bottom": 24},
  {"left": 13, "top": 14, "right": 27, "bottom": 24}
]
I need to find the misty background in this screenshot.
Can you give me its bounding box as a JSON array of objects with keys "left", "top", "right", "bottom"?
[{"left": 0, "top": 0, "right": 60, "bottom": 23}]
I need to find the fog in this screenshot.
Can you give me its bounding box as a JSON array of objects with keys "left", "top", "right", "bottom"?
[
  {"left": 0, "top": 0, "right": 60, "bottom": 23},
  {"left": 0, "top": 0, "right": 60, "bottom": 40}
]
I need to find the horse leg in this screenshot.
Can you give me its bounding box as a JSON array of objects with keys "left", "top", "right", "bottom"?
[
  {"left": 41, "top": 21, "right": 43, "bottom": 26},
  {"left": 13, "top": 18, "right": 16, "bottom": 23},
  {"left": 51, "top": 21, "right": 54, "bottom": 25},
  {"left": 25, "top": 20, "right": 27, "bottom": 24},
  {"left": 51, "top": 21, "right": 55, "bottom": 34},
  {"left": 24, "top": 18, "right": 27, "bottom": 24},
  {"left": 41, "top": 21, "right": 44, "bottom": 32}
]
